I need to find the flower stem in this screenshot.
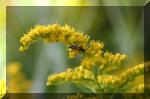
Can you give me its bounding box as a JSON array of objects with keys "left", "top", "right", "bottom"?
[{"left": 93, "top": 66, "right": 101, "bottom": 91}]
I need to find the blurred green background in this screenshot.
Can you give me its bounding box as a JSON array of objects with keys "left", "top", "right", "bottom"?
[{"left": 6, "top": 6, "right": 144, "bottom": 93}]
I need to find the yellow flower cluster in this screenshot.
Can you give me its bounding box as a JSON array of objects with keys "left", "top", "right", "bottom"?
[
  {"left": 19, "top": 24, "right": 127, "bottom": 67},
  {"left": 97, "top": 75, "right": 119, "bottom": 87},
  {"left": 0, "top": 79, "right": 6, "bottom": 98},
  {"left": 86, "top": 40, "right": 104, "bottom": 55},
  {"left": 81, "top": 50, "right": 127, "bottom": 70},
  {"left": 104, "top": 52, "right": 127, "bottom": 64},
  {"left": 81, "top": 41, "right": 127, "bottom": 71},
  {"left": 47, "top": 64, "right": 144, "bottom": 93},
  {"left": 19, "top": 24, "right": 89, "bottom": 58},
  {"left": 7, "top": 62, "right": 32, "bottom": 93},
  {"left": 120, "top": 63, "right": 144, "bottom": 86},
  {"left": 19, "top": 24, "right": 144, "bottom": 93},
  {"left": 96, "top": 63, "right": 144, "bottom": 92},
  {"left": 47, "top": 66, "right": 94, "bottom": 86}
]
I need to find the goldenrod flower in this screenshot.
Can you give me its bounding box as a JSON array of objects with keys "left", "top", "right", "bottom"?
[
  {"left": 19, "top": 24, "right": 89, "bottom": 58},
  {"left": 97, "top": 75, "right": 119, "bottom": 88},
  {"left": 81, "top": 57, "right": 96, "bottom": 69},
  {"left": 81, "top": 51, "right": 127, "bottom": 70},
  {"left": 46, "top": 66, "right": 94, "bottom": 86},
  {"left": 96, "top": 63, "right": 144, "bottom": 92},
  {"left": 104, "top": 52, "right": 127, "bottom": 64},
  {"left": 86, "top": 40, "right": 104, "bottom": 55},
  {"left": 120, "top": 63, "right": 144, "bottom": 86}
]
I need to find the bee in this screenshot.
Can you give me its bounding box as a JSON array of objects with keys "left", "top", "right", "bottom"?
[{"left": 69, "top": 45, "right": 85, "bottom": 53}]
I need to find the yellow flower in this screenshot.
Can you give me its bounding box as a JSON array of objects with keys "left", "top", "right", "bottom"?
[
  {"left": 120, "top": 63, "right": 144, "bottom": 84},
  {"left": 46, "top": 66, "right": 94, "bottom": 86},
  {"left": 103, "top": 51, "right": 127, "bottom": 65},
  {"left": 81, "top": 57, "right": 96, "bottom": 69},
  {"left": 19, "top": 24, "right": 90, "bottom": 59},
  {"left": 104, "top": 51, "right": 110, "bottom": 57},
  {"left": 86, "top": 40, "right": 104, "bottom": 55},
  {"left": 94, "top": 50, "right": 102, "bottom": 57},
  {"left": 120, "top": 54, "right": 128, "bottom": 61},
  {"left": 97, "top": 75, "right": 118, "bottom": 86},
  {"left": 97, "top": 63, "right": 144, "bottom": 90},
  {"left": 19, "top": 24, "right": 89, "bottom": 50},
  {"left": 100, "top": 58, "right": 107, "bottom": 65}
]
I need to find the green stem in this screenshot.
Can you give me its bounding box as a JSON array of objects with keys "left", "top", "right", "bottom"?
[
  {"left": 93, "top": 66, "right": 101, "bottom": 91},
  {"left": 95, "top": 75, "right": 101, "bottom": 89},
  {"left": 77, "top": 82, "right": 96, "bottom": 93}
]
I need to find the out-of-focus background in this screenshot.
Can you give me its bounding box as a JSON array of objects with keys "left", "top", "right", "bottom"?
[{"left": 0, "top": 0, "right": 147, "bottom": 93}]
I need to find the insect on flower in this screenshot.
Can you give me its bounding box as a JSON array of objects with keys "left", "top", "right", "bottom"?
[
  {"left": 69, "top": 41, "right": 93, "bottom": 54},
  {"left": 69, "top": 45, "right": 85, "bottom": 53}
]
